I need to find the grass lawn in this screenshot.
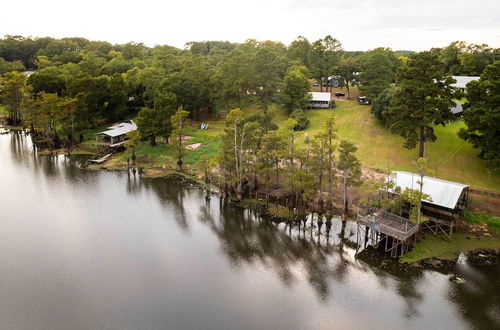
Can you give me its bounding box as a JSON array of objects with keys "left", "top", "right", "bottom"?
[
  {"left": 401, "top": 233, "right": 500, "bottom": 263},
  {"left": 102, "top": 120, "right": 224, "bottom": 175},
  {"left": 94, "top": 99, "right": 500, "bottom": 193},
  {"left": 296, "top": 101, "right": 500, "bottom": 192},
  {"left": 464, "top": 210, "right": 500, "bottom": 234},
  {"left": 0, "top": 105, "right": 8, "bottom": 115}
]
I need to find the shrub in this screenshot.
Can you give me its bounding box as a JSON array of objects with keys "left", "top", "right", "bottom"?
[
  {"left": 371, "top": 85, "right": 396, "bottom": 123},
  {"left": 290, "top": 109, "right": 309, "bottom": 131}
]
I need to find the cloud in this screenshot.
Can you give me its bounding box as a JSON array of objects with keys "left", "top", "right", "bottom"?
[{"left": 0, "top": 0, "right": 499, "bottom": 50}]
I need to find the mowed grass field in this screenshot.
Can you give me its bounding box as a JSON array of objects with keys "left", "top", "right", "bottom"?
[
  {"left": 89, "top": 98, "right": 499, "bottom": 193},
  {"left": 297, "top": 101, "right": 500, "bottom": 192}
]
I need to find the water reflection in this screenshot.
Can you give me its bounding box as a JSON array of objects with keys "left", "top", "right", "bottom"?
[{"left": 1, "top": 131, "right": 499, "bottom": 330}]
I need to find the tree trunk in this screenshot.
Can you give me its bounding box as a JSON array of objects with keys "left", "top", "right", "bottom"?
[
  {"left": 150, "top": 135, "right": 157, "bottom": 146},
  {"left": 419, "top": 126, "right": 425, "bottom": 158},
  {"left": 343, "top": 172, "right": 348, "bottom": 213}
]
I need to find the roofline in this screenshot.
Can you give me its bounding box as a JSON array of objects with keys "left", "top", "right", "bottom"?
[{"left": 392, "top": 171, "right": 469, "bottom": 188}]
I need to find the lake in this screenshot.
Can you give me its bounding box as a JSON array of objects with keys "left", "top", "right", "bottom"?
[{"left": 0, "top": 130, "right": 498, "bottom": 330}]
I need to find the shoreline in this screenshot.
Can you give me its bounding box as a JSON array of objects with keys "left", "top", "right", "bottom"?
[{"left": 2, "top": 126, "right": 499, "bottom": 265}]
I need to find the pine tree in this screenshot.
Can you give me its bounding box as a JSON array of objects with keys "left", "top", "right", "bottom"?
[{"left": 384, "top": 51, "right": 456, "bottom": 157}]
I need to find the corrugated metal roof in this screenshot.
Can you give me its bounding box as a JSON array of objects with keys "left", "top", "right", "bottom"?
[
  {"left": 309, "top": 92, "right": 331, "bottom": 102},
  {"left": 389, "top": 171, "right": 468, "bottom": 210},
  {"left": 451, "top": 76, "right": 480, "bottom": 89},
  {"left": 97, "top": 121, "right": 137, "bottom": 137}
]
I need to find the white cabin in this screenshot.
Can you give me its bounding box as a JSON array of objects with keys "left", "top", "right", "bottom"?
[{"left": 307, "top": 92, "right": 332, "bottom": 109}]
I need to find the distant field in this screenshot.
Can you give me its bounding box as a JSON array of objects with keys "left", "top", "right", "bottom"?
[{"left": 298, "top": 101, "right": 500, "bottom": 192}]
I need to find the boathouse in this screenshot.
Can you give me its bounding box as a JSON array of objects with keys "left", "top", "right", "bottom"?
[
  {"left": 356, "top": 172, "right": 470, "bottom": 257},
  {"left": 96, "top": 120, "right": 137, "bottom": 148},
  {"left": 307, "top": 92, "right": 332, "bottom": 109},
  {"left": 389, "top": 171, "right": 469, "bottom": 217}
]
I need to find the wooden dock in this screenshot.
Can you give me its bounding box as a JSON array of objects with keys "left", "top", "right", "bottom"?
[
  {"left": 356, "top": 211, "right": 419, "bottom": 258},
  {"left": 88, "top": 153, "right": 112, "bottom": 164}
]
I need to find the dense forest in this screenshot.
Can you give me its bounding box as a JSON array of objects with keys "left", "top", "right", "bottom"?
[{"left": 1, "top": 35, "right": 499, "bottom": 212}]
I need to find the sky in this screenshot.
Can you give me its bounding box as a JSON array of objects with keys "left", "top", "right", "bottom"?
[{"left": 2, "top": 0, "right": 499, "bottom": 51}]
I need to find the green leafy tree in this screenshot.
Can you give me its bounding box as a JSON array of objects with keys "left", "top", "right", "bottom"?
[
  {"left": 371, "top": 85, "right": 397, "bottom": 123},
  {"left": 251, "top": 42, "right": 287, "bottom": 109},
  {"left": 281, "top": 64, "right": 311, "bottom": 112},
  {"left": 0, "top": 57, "right": 25, "bottom": 74},
  {"left": 211, "top": 49, "right": 252, "bottom": 107},
  {"left": 27, "top": 66, "right": 65, "bottom": 95},
  {"left": 79, "top": 52, "right": 106, "bottom": 76},
  {"left": 259, "top": 129, "right": 287, "bottom": 193},
  {"left": 458, "top": 61, "right": 500, "bottom": 169},
  {"left": 309, "top": 39, "right": 328, "bottom": 91},
  {"left": 358, "top": 48, "right": 401, "bottom": 99},
  {"left": 162, "top": 55, "right": 211, "bottom": 120},
  {"left": 136, "top": 91, "right": 177, "bottom": 146},
  {"left": 309, "top": 36, "right": 343, "bottom": 92},
  {"left": 105, "top": 73, "right": 129, "bottom": 121},
  {"left": 59, "top": 96, "right": 84, "bottom": 151},
  {"left": 337, "top": 140, "right": 361, "bottom": 213},
  {"left": 337, "top": 57, "right": 359, "bottom": 99},
  {"left": 287, "top": 36, "right": 311, "bottom": 67},
  {"left": 125, "top": 130, "right": 140, "bottom": 165},
  {"left": 199, "top": 155, "right": 217, "bottom": 198},
  {"left": 34, "top": 92, "right": 64, "bottom": 147},
  {"left": 290, "top": 109, "right": 309, "bottom": 131},
  {"left": 384, "top": 51, "right": 456, "bottom": 158},
  {"left": 0, "top": 71, "right": 26, "bottom": 125},
  {"left": 170, "top": 107, "right": 190, "bottom": 172},
  {"left": 309, "top": 132, "right": 328, "bottom": 210}
]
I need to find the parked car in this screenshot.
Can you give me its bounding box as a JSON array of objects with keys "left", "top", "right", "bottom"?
[
  {"left": 358, "top": 96, "right": 370, "bottom": 105},
  {"left": 335, "top": 92, "right": 345, "bottom": 97}
]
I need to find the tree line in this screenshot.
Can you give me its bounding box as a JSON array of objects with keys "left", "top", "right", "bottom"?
[
  {"left": 370, "top": 51, "right": 500, "bottom": 169},
  {"left": 0, "top": 35, "right": 498, "bottom": 168},
  {"left": 215, "top": 109, "right": 361, "bottom": 214}
]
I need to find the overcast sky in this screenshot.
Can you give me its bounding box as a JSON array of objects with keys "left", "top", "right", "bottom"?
[{"left": 2, "top": 0, "right": 499, "bottom": 50}]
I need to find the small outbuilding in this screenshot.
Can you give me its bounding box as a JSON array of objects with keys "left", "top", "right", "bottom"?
[
  {"left": 96, "top": 120, "right": 137, "bottom": 148},
  {"left": 387, "top": 171, "right": 470, "bottom": 240},
  {"left": 307, "top": 92, "right": 332, "bottom": 109},
  {"left": 389, "top": 171, "right": 469, "bottom": 216},
  {"left": 451, "top": 76, "right": 480, "bottom": 92}
]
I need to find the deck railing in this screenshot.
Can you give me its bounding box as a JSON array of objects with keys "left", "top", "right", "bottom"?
[{"left": 357, "top": 211, "right": 419, "bottom": 241}]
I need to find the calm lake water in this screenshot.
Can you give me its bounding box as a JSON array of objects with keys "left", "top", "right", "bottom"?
[{"left": 0, "top": 130, "right": 499, "bottom": 330}]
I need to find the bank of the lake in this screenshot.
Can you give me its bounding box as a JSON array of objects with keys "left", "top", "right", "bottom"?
[{"left": 4, "top": 126, "right": 500, "bottom": 264}]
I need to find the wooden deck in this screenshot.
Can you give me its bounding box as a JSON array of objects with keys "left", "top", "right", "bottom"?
[
  {"left": 357, "top": 211, "right": 419, "bottom": 242},
  {"left": 88, "top": 153, "right": 112, "bottom": 164}
]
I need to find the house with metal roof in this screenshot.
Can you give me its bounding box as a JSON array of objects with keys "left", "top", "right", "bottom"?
[
  {"left": 96, "top": 120, "right": 137, "bottom": 148},
  {"left": 307, "top": 92, "right": 332, "bottom": 109},
  {"left": 386, "top": 171, "right": 470, "bottom": 241},
  {"left": 389, "top": 171, "right": 469, "bottom": 214},
  {"left": 451, "top": 76, "right": 480, "bottom": 91}
]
